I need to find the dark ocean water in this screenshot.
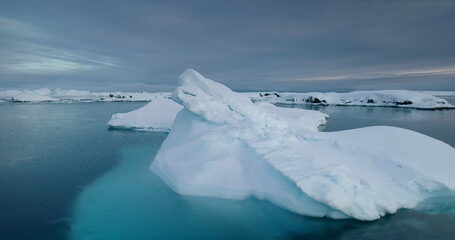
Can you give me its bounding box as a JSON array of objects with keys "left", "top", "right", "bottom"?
[
  {"left": 0, "top": 100, "right": 454, "bottom": 240},
  {"left": 0, "top": 102, "right": 153, "bottom": 240}
]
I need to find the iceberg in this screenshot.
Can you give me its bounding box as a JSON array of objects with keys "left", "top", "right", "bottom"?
[
  {"left": 151, "top": 69, "right": 455, "bottom": 221},
  {"left": 249, "top": 90, "right": 454, "bottom": 109},
  {"left": 108, "top": 98, "right": 183, "bottom": 132},
  {"left": 107, "top": 97, "right": 327, "bottom": 132}
]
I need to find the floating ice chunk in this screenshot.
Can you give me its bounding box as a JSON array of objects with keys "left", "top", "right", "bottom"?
[
  {"left": 108, "top": 98, "right": 183, "bottom": 132},
  {"left": 152, "top": 69, "right": 455, "bottom": 221}
]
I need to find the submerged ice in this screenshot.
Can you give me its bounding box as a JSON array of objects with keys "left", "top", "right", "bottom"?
[{"left": 151, "top": 69, "right": 455, "bottom": 221}]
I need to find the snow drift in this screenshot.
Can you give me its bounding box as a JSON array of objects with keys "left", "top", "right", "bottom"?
[{"left": 151, "top": 69, "right": 455, "bottom": 221}]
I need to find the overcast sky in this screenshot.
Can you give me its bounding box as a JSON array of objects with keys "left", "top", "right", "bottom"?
[{"left": 1, "top": 0, "right": 455, "bottom": 92}]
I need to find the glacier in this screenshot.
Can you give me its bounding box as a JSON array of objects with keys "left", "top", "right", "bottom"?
[{"left": 151, "top": 69, "right": 455, "bottom": 221}]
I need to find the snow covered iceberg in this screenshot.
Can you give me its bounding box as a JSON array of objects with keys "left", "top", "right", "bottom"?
[
  {"left": 151, "top": 69, "right": 455, "bottom": 221},
  {"left": 108, "top": 98, "right": 183, "bottom": 132},
  {"left": 108, "top": 94, "right": 327, "bottom": 132}
]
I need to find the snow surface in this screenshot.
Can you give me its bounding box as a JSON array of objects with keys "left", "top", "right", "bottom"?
[
  {"left": 108, "top": 98, "right": 183, "bottom": 132},
  {"left": 151, "top": 69, "right": 455, "bottom": 221}
]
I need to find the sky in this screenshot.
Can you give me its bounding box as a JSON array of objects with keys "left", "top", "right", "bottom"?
[{"left": 1, "top": 0, "right": 455, "bottom": 92}]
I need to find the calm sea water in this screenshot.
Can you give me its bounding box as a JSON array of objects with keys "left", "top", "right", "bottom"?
[
  {"left": 0, "top": 100, "right": 454, "bottom": 240},
  {"left": 0, "top": 102, "right": 155, "bottom": 240}
]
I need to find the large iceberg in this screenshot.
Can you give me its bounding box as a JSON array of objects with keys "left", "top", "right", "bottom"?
[{"left": 151, "top": 69, "right": 455, "bottom": 221}]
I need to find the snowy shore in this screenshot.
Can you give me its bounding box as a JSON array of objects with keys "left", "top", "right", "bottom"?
[
  {"left": 0, "top": 88, "right": 171, "bottom": 103},
  {"left": 1, "top": 88, "right": 453, "bottom": 109},
  {"left": 247, "top": 90, "right": 454, "bottom": 109}
]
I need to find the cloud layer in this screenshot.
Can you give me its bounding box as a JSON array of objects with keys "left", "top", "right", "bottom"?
[{"left": 1, "top": 0, "right": 454, "bottom": 91}]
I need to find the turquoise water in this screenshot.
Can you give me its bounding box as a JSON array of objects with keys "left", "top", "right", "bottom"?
[{"left": 1, "top": 101, "right": 454, "bottom": 240}]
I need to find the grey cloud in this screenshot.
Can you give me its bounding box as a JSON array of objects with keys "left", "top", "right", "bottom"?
[
  {"left": 0, "top": 0, "right": 454, "bottom": 91},
  {"left": 0, "top": 16, "right": 115, "bottom": 78}
]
